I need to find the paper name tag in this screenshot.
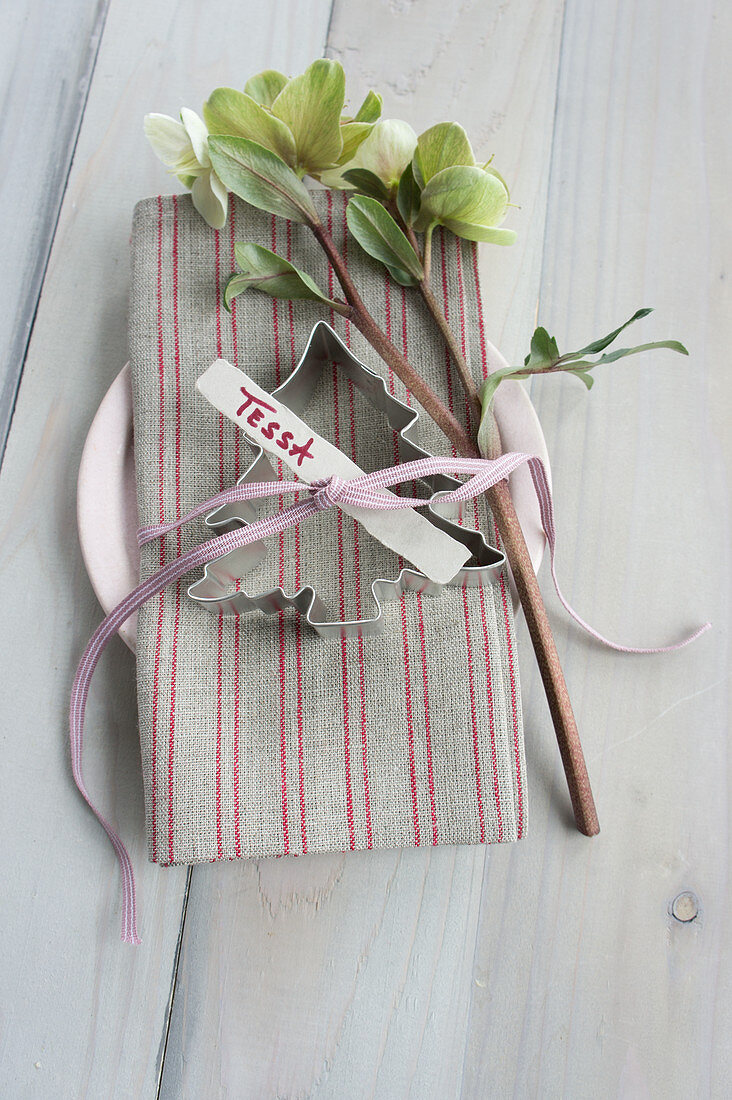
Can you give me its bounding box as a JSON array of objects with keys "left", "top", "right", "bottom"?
[{"left": 197, "top": 359, "right": 470, "bottom": 584}]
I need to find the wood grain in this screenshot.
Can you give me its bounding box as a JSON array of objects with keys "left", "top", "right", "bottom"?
[
  {"left": 0, "top": 0, "right": 109, "bottom": 460},
  {"left": 0, "top": 0, "right": 729, "bottom": 1096},
  {"left": 0, "top": 2, "right": 330, "bottom": 1097},
  {"left": 464, "top": 1, "right": 731, "bottom": 1095}
]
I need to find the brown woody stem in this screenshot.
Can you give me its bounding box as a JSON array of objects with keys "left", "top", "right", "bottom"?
[
  {"left": 418, "top": 279, "right": 483, "bottom": 424},
  {"left": 478, "top": 405, "right": 599, "bottom": 836},
  {"left": 310, "top": 215, "right": 599, "bottom": 837},
  {"left": 311, "top": 218, "right": 476, "bottom": 457}
]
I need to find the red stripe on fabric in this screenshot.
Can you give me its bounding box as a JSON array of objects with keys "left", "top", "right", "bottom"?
[
  {"left": 455, "top": 238, "right": 503, "bottom": 835},
  {"left": 399, "top": 596, "right": 421, "bottom": 844},
  {"left": 340, "top": 197, "right": 371, "bottom": 849},
  {"left": 166, "top": 195, "right": 184, "bottom": 863},
  {"left": 215, "top": 227, "right": 225, "bottom": 490},
  {"left": 462, "top": 588, "right": 485, "bottom": 841},
  {"left": 229, "top": 205, "right": 241, "bottom": 479},
  {"left": 477, "top": 585, "right": 502, "bottom": 841},
  {"left": 285, "top": 221, "right": 307, "bottom": 854},
  {"left": 150, "top": 195, "right": 167, "bottom": 862},
  {"left": 439, "top": 232, "right": 485, "bottom": 838},
  {"left": 496, "top": 545, "right": 523, "bottom": 837},
  {"left": 271, "top": 215, "right": 290, "bottom": 854},
  {"left": 400, "top": 281, "right": 438, "bottom": 842},
  {"left": 232, "top": 618, "right": 241, "bottom": 857},
  {"left": 417, "top": 595, "right": 438, "bottom": 843},
  {"left": 215, "top": 610, "right": 224, "bottom": 858},
  {"left": 214, "top": 228, "right": 225, "bottom": 858},
  {"left": 469, "top": 244, "right": 524, "bottom": 838},
  {"left": 386, "top": 276, "right": 421, "bottom": 845},
  {"left": 326, "top": 192, "right": 356, "bottom": 850},
  {"left": 228, "top": 200, "right": 242, "bottom": 858}
]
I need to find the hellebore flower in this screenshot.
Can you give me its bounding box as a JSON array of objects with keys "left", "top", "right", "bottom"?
[
  {"left": 412, "top": 122, "right": 516, "bottom": 246},
  {"left": 323, "top": 118, "right": 418, "bottom": 194},
  {"left": 144, "top": 108, "right": 228, "bottom": 229},
  {"left": 203, "top": 60, "right": 381, "bottom": 180}
]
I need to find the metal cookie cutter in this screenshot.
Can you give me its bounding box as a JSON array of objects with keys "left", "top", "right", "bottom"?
[{"left": 187, "top": 321, "right": 506, "bottom": 638}]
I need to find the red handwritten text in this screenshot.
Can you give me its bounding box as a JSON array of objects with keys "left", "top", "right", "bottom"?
[{"left": 236, "top": 386, "right": 315, "bottom": 468}]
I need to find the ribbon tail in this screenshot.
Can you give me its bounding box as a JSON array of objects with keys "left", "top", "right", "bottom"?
[
  {"left": 72, "top": 496, "right": 320, "bottom": 944},
  {"left": 526, "top": 457, "right": 712, "bottom": 653}
]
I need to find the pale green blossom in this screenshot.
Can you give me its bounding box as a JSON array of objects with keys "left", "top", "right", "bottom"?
[
  {"left": 323, "top": 119, "right": 418, "bottom": 192},
  {"left": 144, "top": 109, "right": 228, "bottom": 229}
]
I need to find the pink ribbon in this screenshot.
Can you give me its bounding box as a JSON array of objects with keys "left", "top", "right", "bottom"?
[{"left": 71, "top": 453, "right": 710, "bottom": 944}]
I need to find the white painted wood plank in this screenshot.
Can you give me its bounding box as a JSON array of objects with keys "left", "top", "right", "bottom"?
[
  {"left": 463, "top": 1, "right": 731, "bottom": 1096},
  {"left": 328, "top": 0, "right": 565, "bottom": 368},
  {"left": 0, "top": 1, "right": 330, "bottom": 1096},
  {"left": 160, "top": 3, "right": 566, "bottom": 1096},
  {"left": 0, "top": 0, "right": 109, "bottom": 457}
]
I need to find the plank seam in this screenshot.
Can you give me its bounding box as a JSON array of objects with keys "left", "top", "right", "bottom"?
[{"left": 0, "top": 0, "right": 112, "bottom": 471}]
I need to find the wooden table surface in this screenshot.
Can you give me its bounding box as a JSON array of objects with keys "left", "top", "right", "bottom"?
[{"left": 1, "top": 2, "right": 729, "bottom": 1096}]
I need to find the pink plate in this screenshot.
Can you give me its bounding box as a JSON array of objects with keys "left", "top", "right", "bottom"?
[{"left": 77, "top": 355, "right": 550, "bottom": 653}]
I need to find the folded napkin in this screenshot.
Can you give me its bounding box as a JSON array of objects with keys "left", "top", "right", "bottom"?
[{"left": 128, "top": 190, "right": 526, "bottom": 866}]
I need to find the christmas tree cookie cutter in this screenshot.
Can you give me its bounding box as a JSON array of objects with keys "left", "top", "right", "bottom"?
[{"left": 187, "top": 321, "right": 506, "bottom": 638}]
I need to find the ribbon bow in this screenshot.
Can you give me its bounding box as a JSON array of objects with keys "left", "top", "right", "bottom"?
[{"left": 72, "top": 453, "right": 710, "bottom": 945}]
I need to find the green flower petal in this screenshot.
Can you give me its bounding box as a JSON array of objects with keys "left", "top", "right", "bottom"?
[
  {"left": 440, "top": 220, "right": 516, "bottom": 245},
  {"left": 413, "top": 121, "right": 474, "bottom": 186},
  {"left": 353, "top": 89, "right": 383, "bottom": 123},
  {"left": 337, "top": 121, "right": 374, "bottom": 166},
  {"left": 144, "top": 113, "right": 198, "bottom": 174},
  {"left": 419, "top": 164, "right": 508, "bottom": 228},
  {"left": 271, "top": 59, "right": 345, "bottom": 174},
  {"left": 243, "top": 69, "right": 289, "bottom": 108},
  {"left": 204, "top": 88, "right": 297, "bottom": 166}
]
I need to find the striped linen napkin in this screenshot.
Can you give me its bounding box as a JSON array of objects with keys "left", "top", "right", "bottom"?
[{"left": 127, "top": 189, "right": 527, "bottom": 866}]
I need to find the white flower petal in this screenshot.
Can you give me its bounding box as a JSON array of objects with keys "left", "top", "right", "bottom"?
[
  {"left": 144, "top": 113, "right": 193, "bottom": 169},
  {"left": 191, "top": 171, "right": 228, "bottom": 229},
  {"left": 180, "top": 107, "right": 211, "bottom": 167},
  {"left": 351, "top": 119, "right": 417, "bottom": 188}
]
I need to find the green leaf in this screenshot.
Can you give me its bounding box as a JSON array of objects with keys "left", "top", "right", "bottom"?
[
  {"left": 225, "top": 243, "right": 335, "bottom": 310},
  {"left": 396, "top": 161, "right": 421, "bottom": 226},
  {"left": 243, "top": 70, "right": 289, "bottom": 108},
  {"left": 523, "top": 326, "right": 560, "bottom": 368},
  {"left": 203, "top": 88, "right": 297, "bottom": 165},
  {"left": 413, "top": 122, "right": 474, "bottom": 187},
  {"left": 208, "top": 136, "right": 318, "bottom": 224},
  {"left": 383, "top": 263, "right": 418, "bottom": 287},
  {"left": 342, "top": 168, "right": 390, "bottom": 201},
  {"left": 346, "top": 195, "right": 424, "bottom": 283},
  {"left": 478, "top": 367, "right": 526, "bottom": 423},
  {"left": 271, "top": 58, "right": 345, "bottom": 173},
  {"left": 564, "top": 308, "right": 654, "bottom": 359},
  {"left": 417, "top": 165, "right": 508, "bottom": 231},
  {"left": 481, "top": 316, "right": 690, "bottom": 410},
  {"left": 579, "top": 339, "right": 689, "bottom": 366},
  {"left": 353, "top": 90, "right": 383, "bottom": 123}
]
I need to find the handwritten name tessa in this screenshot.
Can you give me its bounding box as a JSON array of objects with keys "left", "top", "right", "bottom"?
[{"left": 236, "top": 386, "right": 315, "bottom": 468}]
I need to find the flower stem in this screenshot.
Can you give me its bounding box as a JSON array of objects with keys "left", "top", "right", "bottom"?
[
  {"left": 310, "top": 216, "right": 599, "bottom": 836},
  {"left": 418, "top": 279, "right": 483, "bottom": 423},
  {"left": 478, "top": 404, "right": 599, "bottom": 836},
  {"left": 414, "top": 267, "right": 599, "bottom": 836},
  {"left": 423, "top": 223, "right": 434, "bottom": 283},
  {"left": 310, "top": 219, "right": 476, "bottom": 457}
]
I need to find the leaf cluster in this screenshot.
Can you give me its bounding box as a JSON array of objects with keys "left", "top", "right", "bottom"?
[{"left": 476, "top": 309, "right": 689, "bottom": 452}]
